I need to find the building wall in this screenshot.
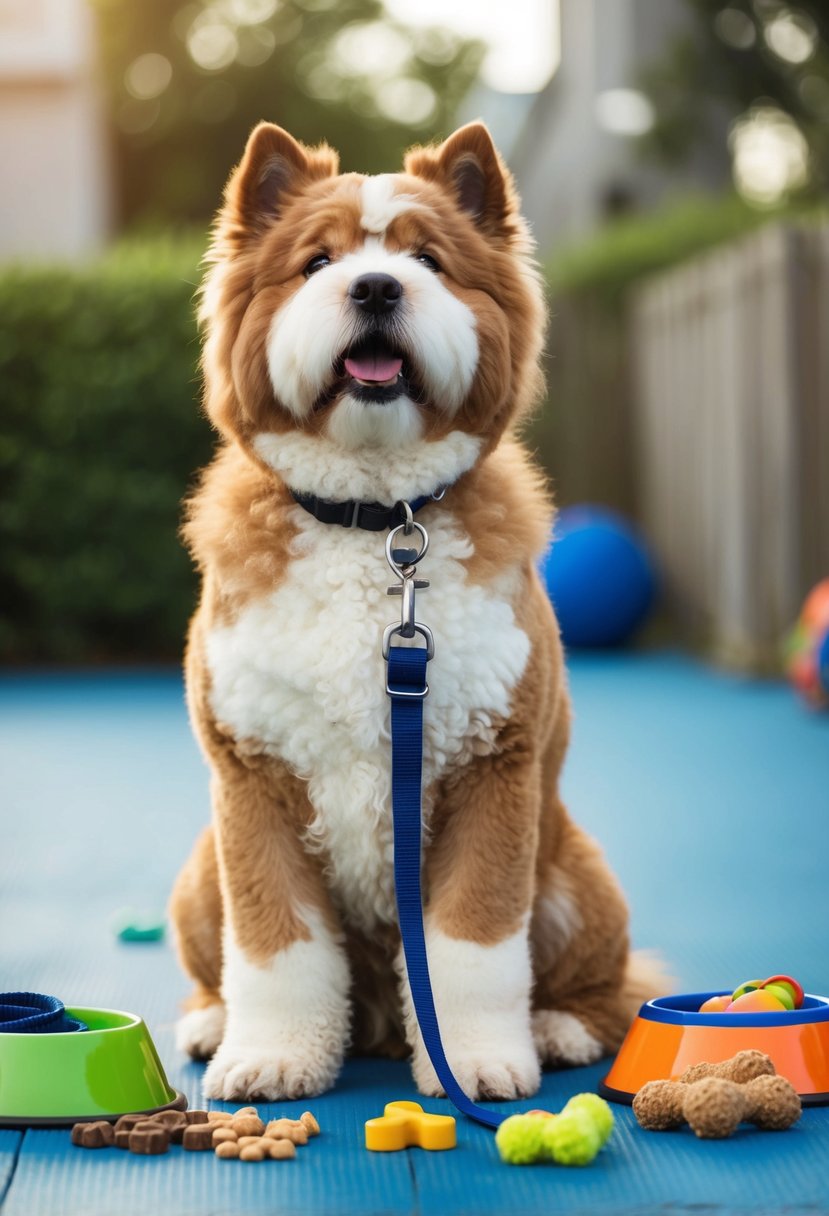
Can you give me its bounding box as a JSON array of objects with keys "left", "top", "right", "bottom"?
[
  {"left": 0, "top": 0, "right": 111, "bottom": 262},
  {"left": 512, "top": 0, "right": 727, "bottom": 255}
]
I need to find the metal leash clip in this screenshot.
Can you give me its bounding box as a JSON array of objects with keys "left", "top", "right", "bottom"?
[{"left": 382, "top": 502, "right": 434, "bottom": 686}]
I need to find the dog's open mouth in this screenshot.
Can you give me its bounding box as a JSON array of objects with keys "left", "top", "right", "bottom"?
[
  {"left": 344, "top": 337, "right": 403, "bottom": 389},
  {"left": 315, "top": 336, "right": 416, "bottom": 409}
]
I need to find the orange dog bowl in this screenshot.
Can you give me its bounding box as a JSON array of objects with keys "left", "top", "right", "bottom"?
[{"left": 599, "top": 992, "right": 829, "bottom": 1106}]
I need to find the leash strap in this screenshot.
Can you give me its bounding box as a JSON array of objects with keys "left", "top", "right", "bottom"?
[
  {"left": 0, "top": 992, "right": 87, "bottom": 1033},
  {"left": 387, "top": 645, "right": 503, "bottom": 1129}
]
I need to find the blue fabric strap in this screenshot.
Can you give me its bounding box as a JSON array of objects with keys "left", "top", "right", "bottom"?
[
  {"left": 0, "top": 992, "right": 87, "bottom": 1033},
  {"left": 387, "top": 645, "right": 503, "bottom": 1129}
]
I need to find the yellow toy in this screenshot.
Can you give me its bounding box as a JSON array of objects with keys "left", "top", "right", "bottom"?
[{"left": 365, "top": 1100, "right": 457, "bottom": 1152}]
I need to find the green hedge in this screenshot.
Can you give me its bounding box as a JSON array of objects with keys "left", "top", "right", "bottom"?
[{"left": 0, "top": 239, "right": 212, "bottom": 662}]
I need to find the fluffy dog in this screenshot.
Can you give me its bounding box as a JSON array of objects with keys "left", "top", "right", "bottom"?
[{"left": 170, "top": 120, "right": 664, "bottom": 1102}]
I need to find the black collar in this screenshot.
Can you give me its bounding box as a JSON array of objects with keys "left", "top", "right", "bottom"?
[{"left": 290, "top": 489, "right": 435, "bottom": 531}]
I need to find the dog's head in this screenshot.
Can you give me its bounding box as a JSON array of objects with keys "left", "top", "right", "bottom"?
[{"left": 200, "top": 122, "right": 545, "bottom": 503}]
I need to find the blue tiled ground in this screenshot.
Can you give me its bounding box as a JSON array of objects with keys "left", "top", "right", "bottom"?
[{"left": 1, "top": 653, "right": 828, "bottom": 1215}]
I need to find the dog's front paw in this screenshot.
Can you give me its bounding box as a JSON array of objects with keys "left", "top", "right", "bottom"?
[
  {"left": 413, "top": 1039, "right": 541, "bottom": 1102},
  {"left": 202, "top": 1041, "right": 341, "bottom": 1101},
  {"left": 175, "top": 1004, "right": 225, "bottom": 1061},
  {"left": 532, "top": 1010, "right": 604, "bottom": 1067}
]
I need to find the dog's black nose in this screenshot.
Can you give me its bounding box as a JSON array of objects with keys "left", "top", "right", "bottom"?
[{"left": 348, "top": 273, "right": 402, "bottom": 314}]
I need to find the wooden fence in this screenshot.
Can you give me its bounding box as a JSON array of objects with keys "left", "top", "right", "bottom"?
[{"left": 631, "top": 223, "right": 829, "bottom": 669}]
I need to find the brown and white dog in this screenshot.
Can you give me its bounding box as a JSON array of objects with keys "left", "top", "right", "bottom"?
[{"left": 170, "top": 120, "right": 664, "bottom": 1102}]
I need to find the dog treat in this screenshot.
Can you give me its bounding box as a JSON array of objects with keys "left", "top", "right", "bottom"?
[
  {"left": 634, "top": 1060, "right": 802, "bottom": 1140},
  {"left": 264, "top": 1118, "right": 294, "bottom": 1139},
  {"left": 236, "top": 1135, "right": 263, "bottom": 1147},
  {"left": 234, "top": 1106, "right": 258, "bottom": 1117},
  {"left": 113, "top": 1114, "right": 147, "bottom": 1135},
  {"left": 268, "top": 1138, "right": 296, "bottom": 1160},
  {"left": 212, "top": 1126, "right": 238, "bottom": 1145},
  {"left": 207, "top": 1111, "right": 234, "bottom": 1124},
  {"left": 129, "top": 1124, "right": 171, "bottom": 1155},
  {"left": 154, "top": 1110, "right": 188, "bottom": 1142},
  {"left": 71, "top": 1121, "right": 115, "bottom": 1149},
  {"left": 239, "top": 1143, "right": 267, "bottom": 1162},
  {"left": 215, "top": 1140, "right": 240, "bottom": 1159},
  {"left": 264, "top": 1118, "right": 308, "bottom": 1145},
  {"left": 300, "top": 1111, "right": 320, "bottom": 1137},
  {"left": 232, "top": 1114, "right": 265, "bottom": 1137},
  {"left": 115, "top": 1116, "right": 142, "bottom": 1148},
  {"left": 678, "top": 1049, "right": 776, "bottom": 1086},
  {"left": 182, "top": 1122, "right": 215, "bottom": 1151},
  {"left": 186, "top": 1109, "right": 210, "bottom": 1124}
]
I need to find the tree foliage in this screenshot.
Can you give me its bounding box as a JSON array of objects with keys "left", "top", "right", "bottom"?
[
  {"left": 641, "top": 1, "right": 829, "bottom": 197},
  {"left": 93, "top": 0, "right": 484, "bottom": 230}
]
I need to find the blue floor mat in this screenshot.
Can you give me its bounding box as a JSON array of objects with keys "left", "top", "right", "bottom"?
[{"left": 1, "top": 653, "right": 828, "bottom": 1214}]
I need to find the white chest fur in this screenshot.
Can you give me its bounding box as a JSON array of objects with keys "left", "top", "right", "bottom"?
[{"left": 205, "top": 508, "right": 530, "bottom": 929}]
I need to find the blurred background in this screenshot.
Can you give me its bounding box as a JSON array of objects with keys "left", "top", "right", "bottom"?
[{"left": 1, "top": 0, "right": 828, "bottom": 675}]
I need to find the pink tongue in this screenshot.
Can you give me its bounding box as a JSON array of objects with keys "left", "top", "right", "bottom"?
[{"left": 344, "top": 354, "right": 403, "bottom": 383}]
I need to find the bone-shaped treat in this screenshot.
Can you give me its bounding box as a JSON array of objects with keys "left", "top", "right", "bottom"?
[{"left": 634, "top": 1066, "right": 801, "bottom": 1139}]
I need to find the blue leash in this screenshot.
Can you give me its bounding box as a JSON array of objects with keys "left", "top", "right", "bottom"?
[
  {"left": 386, "top": 634, "right": 504, "bottom": 1129},
  {"left": 0, "top": 992, "right": 87, "bottom": 1033}
]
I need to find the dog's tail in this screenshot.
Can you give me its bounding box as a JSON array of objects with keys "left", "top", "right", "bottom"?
[{"left": 622, "top": 949, "right": 677, "bottom": 1016}]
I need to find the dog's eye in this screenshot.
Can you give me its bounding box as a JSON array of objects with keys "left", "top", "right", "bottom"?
[
  {"left": 415, "top": 252, "right": 441, "bottom": 273},
  {"left": 304, "top": 254, "right": 331, "bottom": 278}
]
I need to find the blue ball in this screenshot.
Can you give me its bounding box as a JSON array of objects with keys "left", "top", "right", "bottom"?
[{"left": 541, "top": 506, "right": 656, "bottom": 648}]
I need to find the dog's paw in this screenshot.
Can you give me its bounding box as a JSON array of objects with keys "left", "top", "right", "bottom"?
[
  {"left": 202, "top": 1043, "right": 341, "bottom": 1101},
  {"left": 175, "top": 1004, "right": 225, "bottom": 1060},
  {"left": 413, "top": 1041, "right": 541, "bottom": 1102},
  {"left": 532, "top": 1010, "right": 604, "bottom": 1067}
]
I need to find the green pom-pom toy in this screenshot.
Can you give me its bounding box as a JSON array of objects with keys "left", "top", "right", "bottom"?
[
  {"left": 494, "top": 1114, "right": 547, "bottom": 1165},
  {"left": 495, "top": 1094, "right": 614, "bottom": 1167},
  {"left": 541, "top": 1109, "right": 601, "bottom": 1166},
  {"left": 561, "top": 1092, "right": 615, "bottom": 1147}
]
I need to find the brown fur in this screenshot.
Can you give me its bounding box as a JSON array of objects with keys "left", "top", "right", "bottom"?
[{"left": 170, "top": 121, "right": 667, "bottom": 1098}]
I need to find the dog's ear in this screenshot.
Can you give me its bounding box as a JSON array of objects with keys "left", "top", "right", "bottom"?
[
  {"left": 404, "top": 122, "right": 517, "bottom": 240},
  {"left": 222, "top": 123, "right": 338, "bottom": 238}
]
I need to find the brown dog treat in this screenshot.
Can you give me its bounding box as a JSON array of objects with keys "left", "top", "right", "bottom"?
[
  {"left": 683, "top": 1077, "right": 746, "bottom": 1139},
  {"left": 207, "top": 1111, "right": 234, "bottom": 1124},
  {"left": 234, "top": 1106, "right": 259, "bottom": 1117},
  {"left": 182, "top": 1123, "right": 214, "bottom": 1151},
  {"left": 154, "top": 1111, "right": 188, "bottom": 1142},
  {"left": 212, "top": 1126, "right": 238, "bottom": 1145},
  {"left": 745, "top": 1074, "right": 802, "bottom": 1130},
  {"left": 215, "top": 1140, "right": 241, "bottom": 1159},
  {"left": 633, "top": 1080, "right": 686, "bottom": 1130},
  {"left": 239, "top": 1143, "right": 267, "bottom": 1162},
  {"left": 71, "top": 1121, "right": 115, "bottom": 1148},
  {"left": 299, "top": 1111, "right": 320, "bottom": 1136},
  {"left": 268, "top": 1138, "right": 296, "bottom": 1160},
  {"left": 186, "top": 1109, "right": 210, "bottom": 1124},
  {"left": 129, "top": 1125, "right": 171, "bottom": 1155},
  {"left": 680, "top": 1050, "right": 776, "bottom": 1086},
  {"left": 113, "top": 1114, "right": 146, "bottom": 1135},
  {"left": 114, "top": 1129, "right": 133, "bottom": 1149},
  {"left": 232, "top": 1114, "right": 265, "bottom": 1137}
]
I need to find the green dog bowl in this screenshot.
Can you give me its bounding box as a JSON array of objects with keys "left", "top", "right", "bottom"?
[{"left": 0, "top": 1006, "right": 185, "bottom": 1127}]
